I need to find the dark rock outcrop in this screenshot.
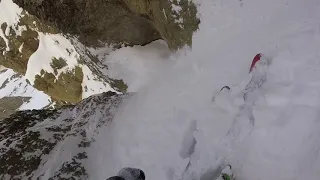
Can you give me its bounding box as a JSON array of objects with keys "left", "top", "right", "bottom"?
[
  {"left": 12, "top": 0, "right": 200, "bottom": 50},
  {"left": 0, "top": 0, "right": 200, "bottom": 104},
  {"left": 12, "top": 0, "right": 161, "bottom": 48},
  {"left": 0, "top": 12, "right": 44, "bottom": 74},
  {"left": 0, "top": 96, "right": 31, "bottom": 119}
]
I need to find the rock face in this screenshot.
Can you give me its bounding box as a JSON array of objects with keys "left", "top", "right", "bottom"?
[
  {"left": 34, "top": 66, "right": 84, "bottom": 103},
  {"left": 12, "top": 0, "right": 200, "bottom": 50},
  {"left": 0, "top": 0, "right": 199, "bottom": 104},
  {"left": 0, "top": 11, "right": 54, "bottom": 74},
  {"left": 0, "top": 91, "right": 128, "bottom": 180},
  {"left": 123, "top": 0, "right": 200, "bottom": 50}
]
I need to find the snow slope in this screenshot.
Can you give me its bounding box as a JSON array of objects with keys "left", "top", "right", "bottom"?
[
  {"left": 25, "top": 33, "right": 115, "bottom": 99},
  {"left": 87, "top": 0, "right": 320, "bottom": 180},
  {"left": 0, "top": 68, "right": 51, "bottom": 110},
  {"left": 0, "top": 0, "right": 115, "bottom": 101}
]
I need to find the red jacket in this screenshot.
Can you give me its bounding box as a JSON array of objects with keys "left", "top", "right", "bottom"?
[{"left": 249, "top": 53, "right": 262, "bottom": 73}]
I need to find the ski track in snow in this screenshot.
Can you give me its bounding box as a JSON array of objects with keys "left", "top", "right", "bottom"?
[{"left": 87, "top": 0, "right": 320, "bottom": 180}]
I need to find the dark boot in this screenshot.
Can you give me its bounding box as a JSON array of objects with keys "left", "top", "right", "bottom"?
[
  {"left": 117, "top": 168, "right": 145, "bottom": 180},
  {"left": 106, "top": 176, "right": 125, "bottom": 180}
]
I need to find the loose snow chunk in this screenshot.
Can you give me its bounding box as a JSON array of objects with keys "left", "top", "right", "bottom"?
[
  {"left": 18, "top": 42, "right": 24, "bottom": 53},
  {"left": 175, "top": 17, "right": 184, "bottom": 28},
  {"left": 172, "top": 3, "right": 182, "bottom": 14}
]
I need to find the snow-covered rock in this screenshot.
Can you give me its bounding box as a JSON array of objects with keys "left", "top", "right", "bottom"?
[
  {"left": 2, "top": 0, "right": 320, "bottom": 180},
  {"left": 0, "top": 0, "right": 200, "bottom": 104},
  {"left": 0, "top": 0, "right": 120, "bottom": 103},
  {"left": 0, "top": 91, "right": 128, "bottom": 179},
  {"left": 12, "top": 0, "right": 200, "bottom": 50},
  {"left": 0, "top": 68, "right": 51, "bottom": 119}
]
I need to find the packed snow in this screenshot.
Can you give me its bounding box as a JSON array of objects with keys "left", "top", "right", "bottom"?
[{"left": 86, "top": 0, "right": 320, "bottom": 180}]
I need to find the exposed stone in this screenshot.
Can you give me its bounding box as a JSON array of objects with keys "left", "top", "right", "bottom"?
[
  {"left": 34, "top": 66, "right": 84, "bottom": 103},
  {"left": 0, "top": 11, "right": 57, "bottom": 74},
  {"left": 12, "top": 0, "right": 162, "bottom": 48},
  {"left": 50, "top": 57, "right": 68, "bottom": 75},
  {"left": 0, "top": 96, "right": 31, "bottom": 119},
  {"left": 123, "top": 0, "right": 200, "bottom": 49},
  {"left": 0, "top": 21, "right": 39, "bottom": 74}
]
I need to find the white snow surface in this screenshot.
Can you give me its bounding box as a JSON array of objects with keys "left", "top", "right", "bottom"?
[
  {"left": 104, "top": 40, "right": 172, "bottom": 92},
  {"left": 88, "top": 0, "right": 320, "bottom": 180}
]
